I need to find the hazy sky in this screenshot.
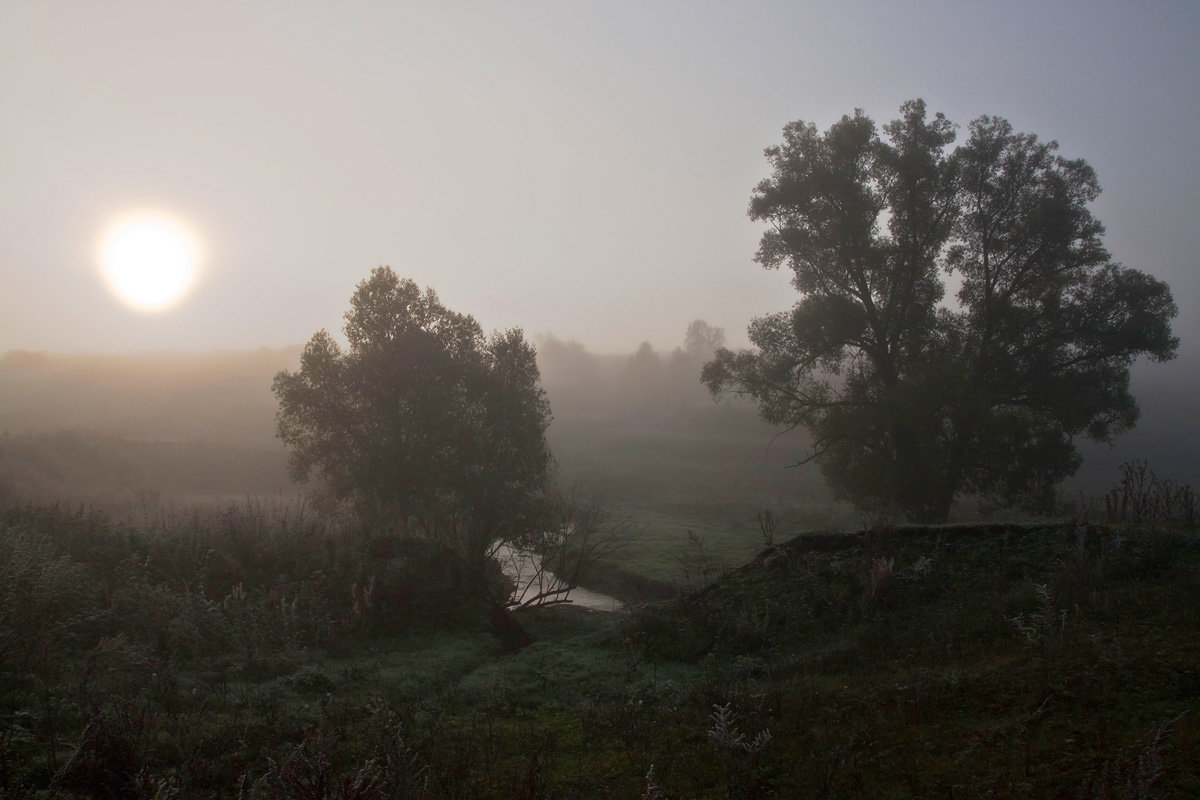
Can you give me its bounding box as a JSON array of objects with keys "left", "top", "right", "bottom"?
[{"left": 2, "top": 1, "right": 1197, "bottom": 356}]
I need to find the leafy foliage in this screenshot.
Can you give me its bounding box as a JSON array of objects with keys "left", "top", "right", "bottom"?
[
  {"left": 705, "top": 100, "right": 1178, "bottom": 521},
  {"left": 273, "top": 267, "right": 554, "bottom": 562}
]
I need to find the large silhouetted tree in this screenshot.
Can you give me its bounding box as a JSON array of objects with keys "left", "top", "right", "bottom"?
[
  {"left": 704, "top": 100, "right": 1177, "bottom": 521},
  {"left": 272, "top": 267, "right": 553, "bottom": 566}
]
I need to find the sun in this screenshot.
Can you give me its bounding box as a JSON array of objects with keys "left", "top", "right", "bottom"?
[{"left": 99, "top": 212, "right": 201, "bottom": 312}]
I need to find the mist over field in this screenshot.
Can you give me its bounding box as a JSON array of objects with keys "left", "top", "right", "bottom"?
[
  {"left": 1, "top": 339, "right": 1194, "bottom": 514},
  {"left": 0, "top": 334, "right": 822, "bottom": 516}
]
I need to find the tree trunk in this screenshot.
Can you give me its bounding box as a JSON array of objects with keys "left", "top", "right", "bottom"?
[{"left": 892, "top": 421, "right": 949, "bottom": 523}]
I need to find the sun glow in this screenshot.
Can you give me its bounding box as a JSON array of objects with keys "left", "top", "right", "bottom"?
[{"left": 99, "top": 212, "right": 201, "bottom": 311}]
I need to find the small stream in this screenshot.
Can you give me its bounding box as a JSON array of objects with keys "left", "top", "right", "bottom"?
[{"left": 494, "top": 544, "right": 624, "bottom": 612}]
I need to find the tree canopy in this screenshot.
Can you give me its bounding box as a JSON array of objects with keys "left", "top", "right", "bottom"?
[
  {"left": 272, "top": 267, "right": 553, "bottom": 562},
  {"left": 704, "top": 100, "right": 1177, "bottom": 522}
]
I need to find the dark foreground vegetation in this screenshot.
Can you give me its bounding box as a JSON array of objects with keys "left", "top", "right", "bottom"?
[{"left": 2, "top": 468, "right": 1198, "bottom": 798}]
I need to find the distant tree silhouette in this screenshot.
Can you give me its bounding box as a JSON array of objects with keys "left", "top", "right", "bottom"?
[
  {"left": 683, "top": 320, "right": 725, "bottom": 361},
  {"left": 272, "top": 267, "right": 553, "bottom": 568},
  {"left": 626, "top": 341, "right": 662, "bottom": 375},
  {"left": 705, "top": 100, "right": 1177, "bottom": 522}
]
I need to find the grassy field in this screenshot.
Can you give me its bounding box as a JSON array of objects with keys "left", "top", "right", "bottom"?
[
  {"left": 574, "top": 501, "right": 808, "bottom": 602},
  {"left": 547, "top": 408, "right": 860, "bottom": 600},
  {"left": 2, "top": 492, "right": 1198, "bottom": 798}
]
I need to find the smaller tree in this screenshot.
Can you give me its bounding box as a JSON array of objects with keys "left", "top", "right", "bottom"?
[
  {"left": 272, "top": 267, "right": 554, "bottom": 568},
  {"left": 683, "top": 319, "right": 726, "bottom": 362}
]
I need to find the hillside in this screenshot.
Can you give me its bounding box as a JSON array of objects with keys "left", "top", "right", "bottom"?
[{"left": 627, "top": 519, "right": 1200, "bottom": 796}]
